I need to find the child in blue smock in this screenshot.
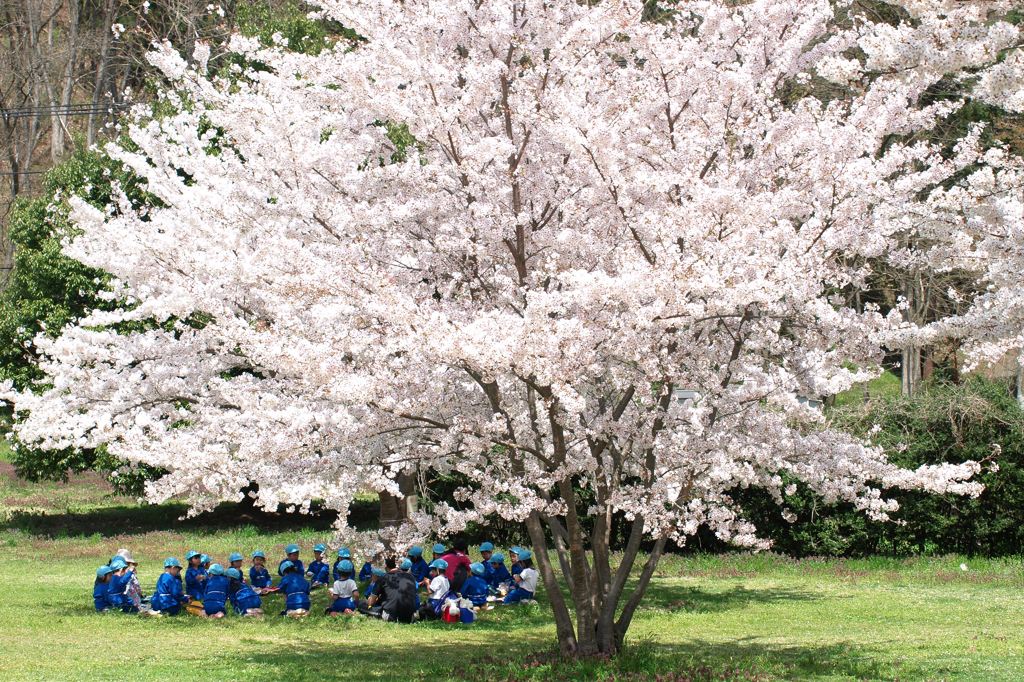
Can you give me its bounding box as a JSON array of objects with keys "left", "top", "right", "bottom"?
[
  {"left": 358, "top": 551, "right": 376, "bottom": 582},
  {"left": 364, "top": 567, "right": 386, "bottom": 599},
  {"left": 401, "top": 559, "right": 422, "bottom": 612},
  {"left": 226, "top": 568, "right": 263, "bottom": 616},
  {"left": 332, "top": 548, "right": 352, "bottom": 582},
  {"left": 487, "top": 553, "right": 512, "bottom": 592},
  {"left": 461, "top": 562, "right": 489, "bottom": 607},
  {"left": 307, "top": 544, "right": 330, "bottom": 588},
  {"left": 106, "top": 557, "right": 139, "bottom": 613},
  {"left": 250, "top": 551, "right": 273, "bottom": 592},
  {"left": 479, "top": 542, "right": 495, "bottom": 583},
  {"left": 93, "top": 566, "right": 114, "bottom": 611},
  {"left": 509, "top": 547, "right": 523, "bottom": 582},
  {"left": 228, "top": 552, "right": 246, "bottom": 579},
  {"left": 279, "top": 560, "right": 311, "bottom": 616},
  {"left": 202, "top": 564, "right": 230, "bottom": 618},
  {"left": 325, "top": 560, "right": 358, "bottom": 615},
  {"left": 184, "top": 550, "right": 208, "bottom": 600},
  {"left": 151, "top": 558, "right": 189, "bottom": 615},
  {"left": 279, "top": 544, "right": 304, "bottom": 577},
  {"left": 503, "top": 550, "right": 539, "bottom": 604},
  {"left": 408, "top": 546, "right": 430, "bottom": 584}
]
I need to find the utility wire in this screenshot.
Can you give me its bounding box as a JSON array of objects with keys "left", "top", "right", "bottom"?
[{"left": 0, "top": 102, "right": 141, "bottom": 121}]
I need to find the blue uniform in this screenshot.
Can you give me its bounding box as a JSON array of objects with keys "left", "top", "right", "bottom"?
[
  {"left": 363, "top": 580, "right": 376, "bottom": 599},
  {"left": 307, "top": 560, "right": 329, "bottom": 584},
  {"left": 107, "top": 573, "right": 138, "bottom": 613},
  {"left": 278, "top": 559, "right": 304, "bottom": 577},
  {"left": 511, "top": 564, "right": 523, "bottom": 581},
  {"left": 332, "top": 560, "right": 346, "bottom": 582},
  {"left": 328, "top": 595, "right": 357, "bottom": 613},
  {"left": 203, "top": 575, "right": 230, "bottom": 615},
  {"left": 230, "top": 582, "right": 263, "bottom": 614},
  {"left": 185, "top": 566, "right": 208, "bottom": 599},
  {"left": 482, "top": 561, "right": 495, "bottom": 583},
  {"left": 358, "top": 562, "right": 373, "bottom": 582},
  {"left": 250, "top": 565, "right": 272, "bottom": 588},
  {"left": 488, "top": 563, "right": 511, "bottom": 588},
  {"left": 461, "top": 575, "right": 489, "bottom": 607},
  {"left": 280, "top": 573, "right": 311, "bottom": 611},
  {"left": 151, "top": 572, "right": 188, "bottom": 615},
  {"left": 409, "top": 558, "right": 430, "bottom": 584},
  {"left": 503, "top": 586, "right": 534, "bottom": 603},
  {"left": 93, "top": 582, "right": 112, "bottom": 611}
]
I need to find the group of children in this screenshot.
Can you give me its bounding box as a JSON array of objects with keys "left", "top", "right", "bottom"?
[{"left": 92, "top": 539, "right": 540, "bottom": 622}]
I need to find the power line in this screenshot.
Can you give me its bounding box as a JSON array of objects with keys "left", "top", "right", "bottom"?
[{"left": 0, "top": 102, "right": 141, "bottom": 121}]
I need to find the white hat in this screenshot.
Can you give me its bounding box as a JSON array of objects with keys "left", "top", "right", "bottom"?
[{"left": 116, "top": 549, "right": 138, "bottom": 565}]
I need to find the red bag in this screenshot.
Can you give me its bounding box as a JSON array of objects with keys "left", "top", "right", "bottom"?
[{"left": 442, "top": 602, "right": 461, "bottom": 623}]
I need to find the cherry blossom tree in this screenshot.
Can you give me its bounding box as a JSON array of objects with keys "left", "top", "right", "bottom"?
[{"left": 5, "top": 0, "right": 1017, "bottom": 655}]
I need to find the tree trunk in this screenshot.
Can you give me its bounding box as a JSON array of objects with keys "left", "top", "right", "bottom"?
[{"left": 379, "top": 468, "right": 416, "bottom": 529}]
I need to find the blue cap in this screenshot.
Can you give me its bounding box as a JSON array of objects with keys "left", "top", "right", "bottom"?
[
  {"left": 337, "top": 548, "right": 351, "bottom": 558},
  {"left": 313, "top": 543, "right": 326, "bottom": 553},
  {"left": 200, "top": 554, "right": 210, "bottom": 564},
  {"left": 228, "top": 552, "right": 244, "bottom": 562},
  {"left": 491, "top": 553, "right": 505, "bottom": 564},
  {"left": 96, "top": 566, "right": 114, "bottom": 578},
  {"left": 338, "top": 560, "right": 354, "bottom": 573},
  {"left": 433, "top": 543, "right": 446, "bottom": 554},
  {"left": 209, "top": 563, "right": 225, "bottom": 576},
  {"left": 408, "top": 546, "right": 423, "bottom": 557},
  {"left": 470, "top": 562, "right": 485, "bottom": 576},
  {"left": 285, "top": 544, "right": 300, "bottom": 554},
  {"left": 109, "top": 557, "right": 128, "bottom": 570},
  {"left": 480, "top": 542, "right": 494, "bottom": 552},
  {"left": 372, "top": 568, "right": 387, "bottom": 577},
  {"left": 510, "top": 546, "right": 522, "bottom": 555},
  {"left": 401, "top": 559, "right": 412, "bottom": 570},
  {"left": 280, "top": 560, "right": 295, "bottom": 572},
  {"left": 164, "top": 557, "right": 182, "bottom": 568},
  {"left": 252, "top": 550, "right": 265, "bottom": 559},
  {"left": 225, "top": 568, "right": 242, "bottom": 580},
  {"left": 429, "top": 559, "right": 448, "bottom": 570},
  {"left": 518, "top": 549, "right": 532, "bottom": 561},
  {"left": 185, "top": 550, "right": 200, "bottom": 561}
]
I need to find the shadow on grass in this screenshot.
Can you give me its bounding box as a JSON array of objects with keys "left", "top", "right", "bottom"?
[
  {"left": 1, "top": 499, "right": 381, "bottom": 537},
  {"left": 640, "top": 582, "right": 825, "bottom": 614}
]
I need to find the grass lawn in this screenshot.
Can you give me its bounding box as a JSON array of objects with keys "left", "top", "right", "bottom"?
[{"left": 2, "top": 451, "right": 1022, "bottom": 681}]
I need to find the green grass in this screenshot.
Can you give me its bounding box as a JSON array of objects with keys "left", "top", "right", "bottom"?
[
  {"left": 1, "top": 467, "right": 1022, "bottom": 681},
  {"left": 833, "top": 371, "right": 902, "bottom": 408}
]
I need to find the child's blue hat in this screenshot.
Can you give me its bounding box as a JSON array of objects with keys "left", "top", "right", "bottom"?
[
  {"left": 225, "top": 568, "right": 242, "bottom": 580},
  {"left": 164, "top": 557, "right": 182, "bottom": 568},
  {"left": 510, "top": 546, "right": 522, "bottom": 555},
  {"left": 228, "top": 552, "right": 244, "bottom": 562},
  {"left": 314, "top": 543, "right": 326, "bottom": 552},
  {"left": 372, "top": 568, "right": 387, "bottom": 577},
  {"left": 432, "top": 543, "right": 446, "bottom": 554},
  {"left": 338, "top": 560, "right": 354, "bottom": 573},
  {"left": 185, "top": 550, "right": 200, "bottom": 561},
  {"left": 401, "top": 559, "right": 412, "bottom": 570},
  {"left": 470, "top": 562, "right": 485, "bottom": 576},
  {"left": 252, "top": 550, "right": 265, "bottom": 559},
  {"left": 490, "top": 553, "right": 505, "bottom": 564},
  {"left": 429, "top": 559, "right": 449, "bottom": 570},
  {"left": 408, "top": 546, "right": 423, "bottom": 557},
  {"left": 518, "top": 549, "right": 533, "bottom": 561},
  {"left": 337, "top": 547, "right": 351, "bottom": 558},
  {"left": 280, "top": 560, "right": 295, "bottom": 572},
  {"left": 96, "top": 566, "right": 114, "bottom": 578},
  {"left": 200, "top": 554, "right": 211, "bottom": 563},
  {"left": 209, "top": 563, "right": 226, "bottom": 576},
  {"left": 480, "top": 542, "right": 494, "bottom": 552},
  {"left": 109, "top": 557, "right": 128, "bottom": 570},
  {"left": 285, "top": 544, "right": 300, "bottom": 554}
]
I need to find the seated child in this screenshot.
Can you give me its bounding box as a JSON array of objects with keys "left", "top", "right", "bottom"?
[
  {"left": 151, "top": 558, "right": 189, "bottom": 615},
  {"left": 326, "top": 560, "right": 358, "bottom": 615},
  {"left": 401, "top": 559, "right": 422, "bottom": 612},
  {"left": 278, "top": 544, "right": 305, "bottom": 577},
  {"left": 408, "top": 546, "right": 430, "bottom": 584},
  {"left": 418, "top": 559, "right": 451, "bottom": 620},
  {"left": 358, "top": 551, "right": 376, "bottom": 583},
  {"left": 184, "top": 550, "right": 208, "bottom": 600},
  {"left": 509, "top": 547, "right": 523, "bottom": 582},
  {"left": 228, "top": 552, "right": 246, "bottom": 580},
  {"left": 278, "top": 560, "right": 311, "bottom": 616},
  {"left": 461, "top": 562, "right": 489, "bottom": 607},
  {"left": 115, "top": 549, "right": 144, "bottom": 608},
  {"left": 332, "top": 548, "right": 352, "bottom": 582},
  {"left": 503, "top": 550, "right": 539, "bottom": 604},
  {"left": 94, "top": 566, "right": 114, "bottom": 612},
  {"left": 487, "top": 553, "right": 512, "bottom": 592},
  {"left": 106, "top": 557, "right": 139, "bottom": 613},
  {"left": 226, "top": 568, "right": 264, "bottom": 616},
  {"left": 479, "top": 542, "right": 495, "bottom": 583},
  {"left": 250, "top": 551, "right": 274, "bottom": 593},
  {"left": 307, "top": 544, "right": 330, "bottom": 588},
  {"left": 364, "top": 567, "right": 386, "bottom": 599},
  {"left": 201, "top": 554, "right": 212, "bottom": 571},
  {"left": 202, "top": 564, "right": 230, "bottom": 618},
  {"left": 432, "top": 543, "right": 446, "bottom": 562}
]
